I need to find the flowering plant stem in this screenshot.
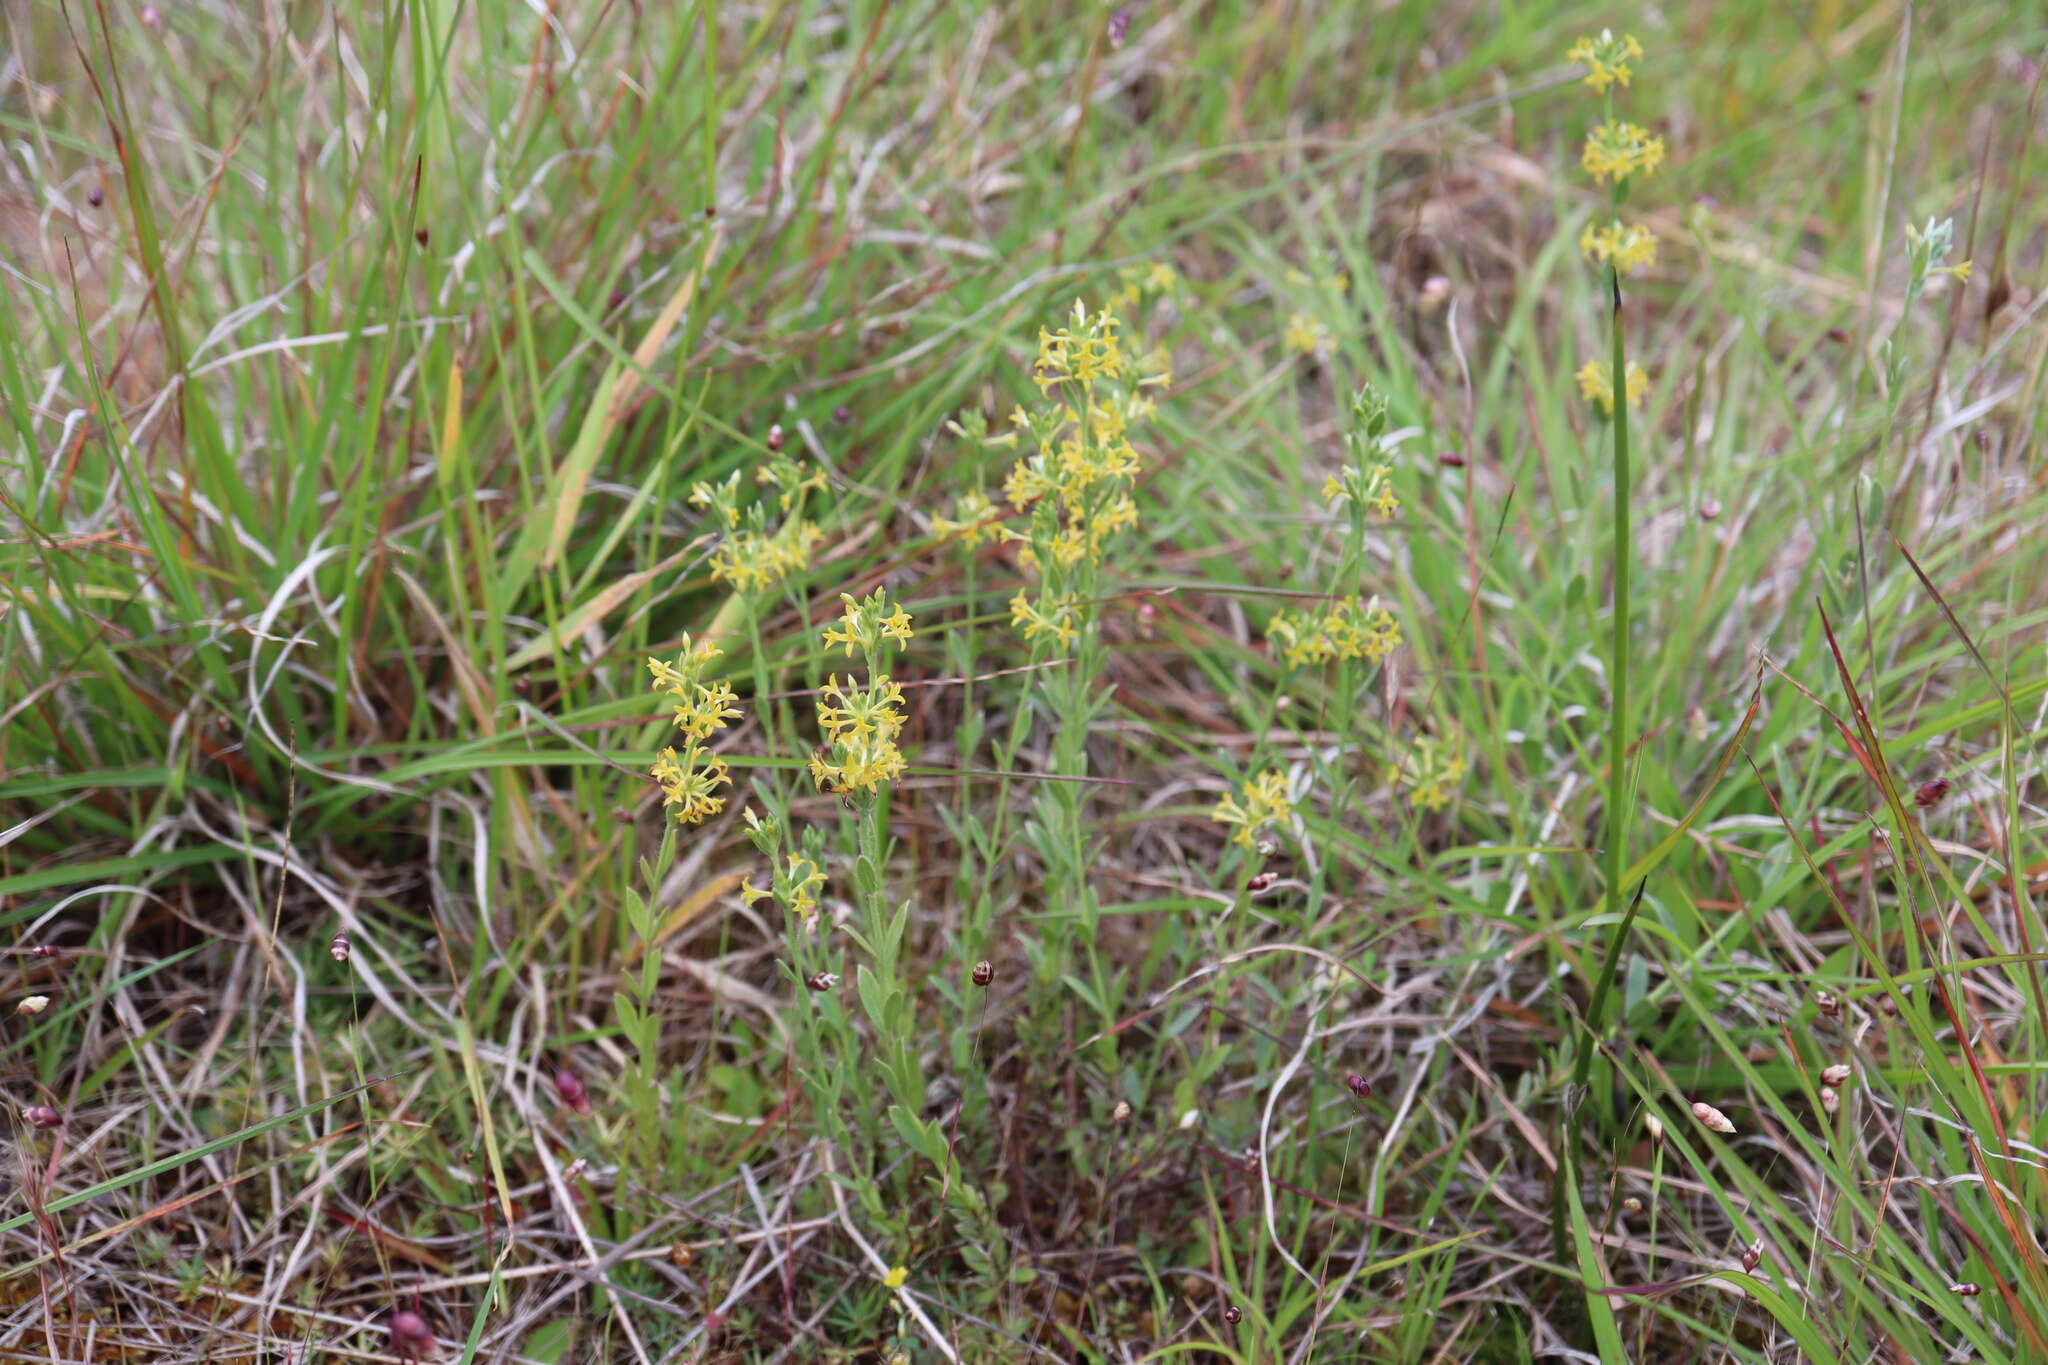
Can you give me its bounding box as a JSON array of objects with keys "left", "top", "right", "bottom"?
[{"left": 1572, "top": 264, "right": 1637, "bottom": 1108}]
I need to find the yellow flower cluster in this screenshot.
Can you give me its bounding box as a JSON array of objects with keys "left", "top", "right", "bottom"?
[
  {"left": 1565, "top": 29, "right": 1643, "bottom": 93},
  {"left": 692, "top": 459, "right": 829, "bottom": 593},
  {"left": 996, "top": 298, "right": 1169, "bottom": 649},
  {"left": 821, "top": 589, "right": 914, "bottom": 658},
  {"left": 1575, "top": 360, "right": 1649, "bottom": 413},
  {"left": 1321, "top": 461, "right": 1399, "bottom": 520},
  {"left": 648, "top": 636, "right": 738, "bottom": 824},
  {"left": 1401, "top": 737, "right": 1468, "bottom": 813},
  {"left": 1266, "top": 598, "right": 1401, "bottom": 669},
  {"left": 1211, "top": 769, "right": 1294, "bottom": 849},
  {"left": 1109, "top": 260, "right": 1179, "bottom": 315},
  {"left": 809, "top": 674, "right": 909, "bottom": 795},
  {"left": 1284, "top": 311, "right": 1327, "bottom": 355},
  {"left": 932, "top": 489, "right": 1004, "bottom": 547},
  {"left": 1579, "top": 120, "right": 1664, "bottom": 187},
  {"left": 742, "top": 852, "right": 827, "bottom": 928},
  {"left": 1579, "top": 219, "right": 1657, "bottom": 275}
]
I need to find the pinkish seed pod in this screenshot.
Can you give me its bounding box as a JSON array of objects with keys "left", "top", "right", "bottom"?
[
  {"left": 139, "top": 4, "right": 162, "bottom": 28},
  {"left": 1621, "top": 1196, "right": 1643, "bottom": 1214},
  {"left": 1819, "top": 1086, "right": 1840, "bottom": 1116},
  {"left": 553, "top": 1068, "right": 593, "bottom": 1117},
  {"left": 389, "top": 1309, "right": 433, "bottom": 1362},
  {"left": 1246, "top": 872, "right": 1277, "bottom": 893},
  {"left": 1914, "top": 778, "right": 1951, "bottom": 809},
  {"left": 1814, "top": 990, "right": 1840, "bottom": 1017},
  {"left": 766, "top": 423, "right": 785, "bottom": 453},
  {"left": 22, "top": 1105, "right": 63, "bottom": 1130},
  {"left": 1692, "top": 1101, "right": 1736, "bottom": 1134},
  {"left": 1222, "top": 1305, "right": 1242, "bottom": 1325},
  {"left": 329, "top": 931, "right": 351, "bottom": 963},
  {"left": 1107, "top": 7, "right": 1132, "bottom": 46},
  {"left": 29, "top": 945, "right": 61, "bottom": 959},
  {"left": 1951, "top": 1281, "right": 1981, "bottom": 1297},
  {"left": 1111, "top": 1100, "right": 1132, "bottom": 1124},
  {"left": 561, "top": 1157, "right": 588, "bottom": 1182},
  {"left": 1699, "top": 497, "right": 1721, "bottom": 522},
  {"left": 1241, "top": 1145, "right": 1260, "bottom": 1171},
  {"left": 971, "top": 960, "right": 993, "bottom": 987},
  {"left": 807, "top": 971, "right": 839, "bottom": 993},
  {"left": 1438, "top": 450, "right": 1467, "bottom": 467},
  {"left": 1345, "top": 1073, "right": 1372, "bottom": 1099},
  {"left": 15, "top": 996, "right": 49, "bottom": 1016},
  {"left": 87, "top": 185, "right": 104, "bottom": 208},
  {"left": 1740, "top": 1240, "right": 1763, "bottom": 1272},
  {"left": 1820, "top": 1064, "right": 1851, "bottom": 1087}
]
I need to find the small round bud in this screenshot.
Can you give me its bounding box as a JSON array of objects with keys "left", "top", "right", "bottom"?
[
  {"left": 1110, "top": 1100, "right": 1132, "bottom": 1124},
  {"left": 389, "top": 1309, "right": 433, "bottom": 1362},
  {"left": 1692, "top": 1101, "right": 1736, "bottom": 1134},
  {"left": 766, "top": 423, "right": 785, "bottom": 453},
  {"left": 833, "top": 404, "right": 852, "bottom": 423},
  {"left": 29, "top": 945, "right": 61, "bottom": 959},
  {"left": 22, "top": 1105, "right": 63, "bottom": 1130},
  {"left": 1819, "top": 1064, "right": 1851, "bottom": 1087},
  {"left": 668, "top": 1242, "right": 695, "bottom": 1268},
  {"left": 139, "top": 5, "right": 162, "bottom": 28},
  {"left": 1819, "top": 1085, "right": 1839, "bottom": 1116},
  {"left": 971, "top": 959, "right": 993, "bottom": 987},
  {"left": 1438, "top": 450, "right": 1467, "bottom": 467},
  {"left": 1241, "top": 1145, "right": 1260, "bottom": 1171},
  {"left": 1814, "top": 989, "right": 1840, "bottom": 1017},
  {"left": 561, "top": 1157, "right": 588, "bottom": 1183},
  {"left": 1621, "top": 1196, "right": 1643, "bottom": 1215},
  {"left": 414, "top": 227, "right": 429, "bottom": 247},
  {"left": 1246, "top": 872, "right": 1277, "bottom": 893},
  {"left": 1107, "top": 7, "right": 1132, "bottom": 46},
  {"left": 1345, "top": 1073, "right": 1372, "bottom": 1099},
  {"left": 553, "top": 1068, "right": 593, "bottom": 1117},
  {"left": 1740, "top": 1240, "right": 1763, "bottom": 1272},
  {"left": 807, "top": 971, "right": 840, "bottom": 993},
  {"left": 1222, "top": 1305, "right": 1242, "bottom": 1325},
  {"left": 1914, "top": 778, "right": 1951, "bottom": 809},
  {"left": 86, "top": 186, "right": 104, "bottom": 208},
  {"left": 1827, "top": 327, "right": 1851, "bottom": 344},
  {"left": 15, "top": 995, "right": 49, "bottom": 1016},
  {"left": 1254, "top": 839, "right": 1276, "bottom": 857},
  {"left": 1951, "top": 1281, "right": 1981, "bottom": 1297},
  {"left": 329, "top": 931, "right": 351, "bottom": 963},
  {"left": 1645, "top": 1112, "right": 1665, "bottom": 1143},
  {"left": 1699, "top": 497, "right": 1721, "bottom": 522}
]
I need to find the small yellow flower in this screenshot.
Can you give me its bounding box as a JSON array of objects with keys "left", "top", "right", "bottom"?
[
  {"left": 1212, "top": 769, "right": 1296, "bottom": 849},
  {"left": 811, "top": 675, "right": 909, "bottom": 795},
  {"left": 1323, "top": 461, "right": 1400, "bottom": 520},
  {"left": 882, "top": 1265, "right": 908, "bottom": 1290},
  {"left": 821, "top": 590, "right": 915, "bottom": 657},
  {"left": 1565, "top": 30, "right": 1644, "bottom": 94},
  {"left": 1284, "top": 311, "right": 1327, "bottom": 355},
  {"left": 932, "top": 490, "right": 1004, "bottom": 547},
  {"left": 1266, "top": 599, "right": 1400, "bottom": 668},
  {"left": 651, "top": 746, "right": 731, "bottom": 825},
  {"left": 1579, "top": 219, "right": 1657, "bottom": 275},
  {"left": 1401, "top": 736, "right": 1468, "bottom": 813},
  {"left": 1575, "top": 359, "right": 1649, "bottom": 413},
  {"left": 1580, "top": 121, "right": 1665, "bottom": 187}
]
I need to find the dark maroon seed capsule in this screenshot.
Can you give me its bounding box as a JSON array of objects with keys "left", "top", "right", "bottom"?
[
  {"left": 1223, "top": 1304, "right": 1242, "bottom": 1325},
  {"left": 1438, "top": 450, "right": 1466, "bottom": 467},
  {"left": 553, "top": 1068, "right": 592, "bottom": 1117},
  {"left": 833, "top": 404, "right": 852, "bottom": 423},
  {"left": 1827, "top": 327, "right": 1851, "bottom": 344},
  {"left": 329, "top": 931, "right": 351, "bottom": 963},
  {"left": 414, "top": 227, "right": 429, "bottom": 247},
  {"left": 23, "top": 1106, "right": 63, "bottom": 1130},
  {"left": 1108, "top": 7, "right": 1132, "bottom": 45},
  {"left": 1246, "top": 872, "right": 1276, "bottom": 893},
  {"left": 1914, "top": 778, "right": 1951, "bottom": 809},
  {"left": 1740, "top": 1240, "right": 1763, "bottom": 1272},
  {"left": 807, "top": 971, "right": 840, "bottom": 993},
  {"left": 970, "top": 959, "right": 993, "bottom": 987},
  {"left": 766, "top": 423, "right": 785, "bottom": 452},
  {"left": 86, "top": 186, "right": 104, "bottom": 207},
  {"left": 29, "top": 945, "right": 61, "bottom": 959},
  {"left": 1346, "top": 1073, "right": 1372, "bottom": 1099}
]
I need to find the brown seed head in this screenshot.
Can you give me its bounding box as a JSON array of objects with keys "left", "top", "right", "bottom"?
[
  {"left": 807, "top": 971, "right": 840, "bottom": 993},
  {"left": 971, "top": 959, "right": 993, "bottom": 987},
  {"left": 1222, "top": 1305, "right": 1242, "bottom": 1325},
  {"left": 1345, "top": 1073, "right": 1372, "bottom": 1099},
  {"left": 553, "top": 1068, "right": 593, "bottom": 1117},
  {"left": 1740, "top": 1240, "right": 1763, "bottom": 1272},
  {"left": 22, "top": 1105, "right": 63, "bottom": 1130},
  {"left": 1951, "top": 1281, "right": 1981, "bottom": 1297},
  {"left": 1692, "top": 1101, "right": 1736, "bottom": 1134},
  {"left": 1914, "top": 778, "right": 1951, "bottom": 809},
  {"left": 330, "top": 931, "right": 351, "bottom": 963},
  {"left": 1111, "top": 1100, "right": 1132, "bottom": 1124},
  {"left": 1820, "top": 1064, "right": 1851, "bottom": 1087},
  {"left": 1814, "top": 989, "right": 1840, "bottom": 1017}
]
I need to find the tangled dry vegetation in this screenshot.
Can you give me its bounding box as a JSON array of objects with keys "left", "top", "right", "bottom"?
[{"left": 4, "top": 2, "right": 2048, "bottom": 1362}]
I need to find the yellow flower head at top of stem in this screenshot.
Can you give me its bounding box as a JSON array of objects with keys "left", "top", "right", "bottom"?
[
  {"left": 1009, "top": 590, "right": 1081, "bottom": 649},
  {"left": 708, "top": 518, "right": 824, "bottom": 593},
  {"left": 1401, "top": 736, "right": 1468, "bottom": 813},
  {"left": 821, "top": 589, "right": 914, "bottom": 658},
  {"left": 1266, "top": 598, "right": 1401, "bottom": 669},
  {"left": 1035, "top": 299, "right": 1127, "bottom": 396},
  {"left": 1211, "top": 769, "right": 1296, "bottom": 850},
  {"left": 651, "top": 745, "right": 731, "bottom": 824},
  {"left": 1579, "top": 219, "right": 1658, "bottom": 275},
  {"left": 932, "top": 489, "right": 1005, "bottom": 547},
  {"left": 1566, "top": 30, "right": 1644, "bottom": 94},
  {"left": 1322, "top": 460, "right": 1400, "bottom": 520},
  {"left": 809, "top": 674, "right": 909, "bottom": 795},
  {"left": 1284, "top": 311, "right": 1328, "bottom": 355},
  {"left": 1580, "top": 120, "right": 1665, "bottom": 187},
  {"left": 1576, "top": 359, "right": 1649, "bottom": 413}
]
